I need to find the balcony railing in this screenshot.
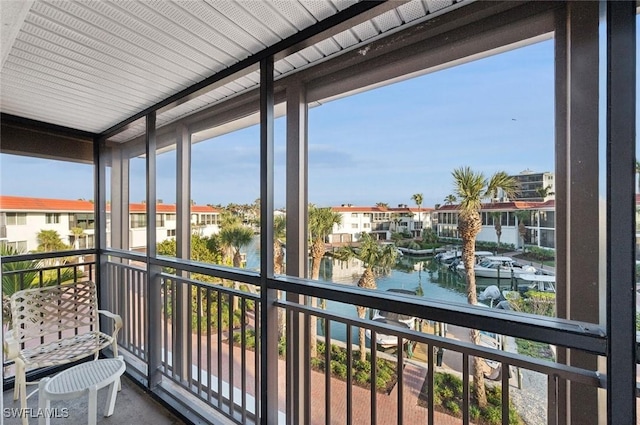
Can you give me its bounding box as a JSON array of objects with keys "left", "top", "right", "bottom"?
[{"left": 2, "top": 250, "right": 617, "bottom": 425}]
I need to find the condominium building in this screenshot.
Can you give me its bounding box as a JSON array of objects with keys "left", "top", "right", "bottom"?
[
  {"left": 0, "top": 195, "right": 220, "bottom": 252},
  {"left": 435, "top": 200, "right": 556, "bottom": 249},
  {"left": 510, "top": 170, "right": 555, "bottom": 202},
  {"left": 329, "top": 204, "right": 434, "bottom": 243}
]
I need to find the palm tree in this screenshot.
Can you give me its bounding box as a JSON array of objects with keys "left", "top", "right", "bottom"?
[
  {"left": 490, "top": 212, "right": 502, "bottom": 252},
  {"left": 451, "top": 166, "right": 518, "bottom": 408},
  {"left": 444, "top": 194, "right": 457, "bottom": 205},
  {"left": 535, "top": 185, "right": 555, "bottom": 200},
  {"left": 220, "top": 225, "right": 254, "bottom": 268},
  {"left": 309, "top": 206, "right": 342, "bottom": 280},
  {"left": 334, "top": 233, "right": 397, "bottom": 361},
  {"left": 70, "top": 227, "right": 85, "bottom": 250},
  {"left": 411, "top": 193, "right": 423, "bottom": 237},
  {"left": 273, "top": 215, "right": 286, "bottom": 275},
  {"left": 390, "top": 213, "right": 402, "bottom": 232},
  {"left": 273, "top": 215, "right": 287, "bottom": 338},
  {"left": 36, "top": 229, "right": 69, "bottom": 252},
  {"left": 219, "top": 224, "right": 254, "bottom": 311},
  {"left": 308, "top": 205, "right": 342, "bottom": 357},
  {"left": 635, "top": 160, "right": 640, "bottom": 193},
  {"left": 513, "top": 210, "right": 531, "bottom": 251},
  {"left": 375, "top": 202, "right": 388, "bottom": 209}
]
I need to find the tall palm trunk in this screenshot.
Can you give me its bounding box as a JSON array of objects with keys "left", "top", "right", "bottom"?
[
  {"left": 356, "top": 305, "right": 367, "bottom": 362},
  {"left": 357, "top": 268, "right": 376, "bottom": 362},
  {"left": 458, "top": 211, "right": 488, "bottom": 408},
  {"left": 274, "top": 241, "right": 286, "bottom": 339},
  {"left": 309, "top": 239, "right": 325, "bottom": 358},
  {"left": 232, "top": 250, "right": 242, "bottom": 312}
]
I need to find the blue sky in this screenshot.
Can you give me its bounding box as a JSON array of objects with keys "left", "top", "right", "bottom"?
[{"left": 1, "top": 39, "right": 556, "bottom": 209}]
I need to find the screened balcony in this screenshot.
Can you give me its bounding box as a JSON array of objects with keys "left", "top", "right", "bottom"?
[{"left": 1, "top": 1, "right": 637, "bottom": 424}]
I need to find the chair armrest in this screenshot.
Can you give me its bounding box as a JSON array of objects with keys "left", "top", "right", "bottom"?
[
  {"left": 98, "top": 310, "right": 123, "bottom": 334},
  {"left": 3, "top": 332, "right": 20, "bottom": 360}
]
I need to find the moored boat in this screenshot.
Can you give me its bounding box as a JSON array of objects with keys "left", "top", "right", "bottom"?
[
  {"left": 456, "top": 256, "right": 537, "bottom": 279},
  {"left": 365, "top": 288, "right": 417, "bottom": 348}
]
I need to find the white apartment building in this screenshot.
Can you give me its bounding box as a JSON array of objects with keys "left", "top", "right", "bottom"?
[
  {"left": 436, "top": 200, "right": 556, "bottom": 250},
  {"left": 510, "top": 170, "right": 556, "bottom": 202},
  {"left": 328, "top": 204, "right": 434, "bottom": 243},
  {"left": 0, "top": 195, "right": 220, "bottom": 252}
]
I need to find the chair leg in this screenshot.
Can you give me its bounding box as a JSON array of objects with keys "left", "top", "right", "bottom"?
[
  {"left": 19, "top": 367, "right": 28, "bottom": 425},
  {"left": 38, "top": 378, "right": 51, "bottom": 425},
  {"left": 104, "top": 380, "right": 119, "bottom": 417},
  {"left": 88, "top": 386, "right": 98, "bottom": 425},
  {"left": 13, "top": 363, "right": 21, "bottom": 401}
]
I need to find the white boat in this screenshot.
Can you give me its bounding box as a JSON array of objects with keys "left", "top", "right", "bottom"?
[
  {"left": 438, "top": 250, "right": 493, "bottom": 265},
  {"left": 365, "top": 314, "right": 414, "bottom": 348},
  {"left": 434, "top": 249, "right": 462, "bottom": 263},
  {"left": 456, "top": 256, "right": 537, "bottom": 279},
  {"left": 365, "top": 289, "right": 417, "bottom": 348},
  {"left": 516, "top": 274, "right": 556, "bottom": 293}
]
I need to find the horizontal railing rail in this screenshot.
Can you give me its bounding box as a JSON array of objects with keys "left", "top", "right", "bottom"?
[
  {"left": 0, "top": 249, "right": 96, "bottom": 264},
  {"left": 270, "top": 275, "right": 607, "bottom": 355}
]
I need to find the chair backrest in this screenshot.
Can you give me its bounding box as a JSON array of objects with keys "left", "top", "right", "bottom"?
[{"left": 10, "top": 281, "right": 100, "bottom": 344}]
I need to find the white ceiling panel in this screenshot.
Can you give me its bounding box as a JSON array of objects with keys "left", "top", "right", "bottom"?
[
  {"left": 397, "top": 0, "right": 428, "bottom": 23},
  {"left": 314, "top": 37, "right": 342, "bottom": 57},
  {"left": 332, "top": 29, "right": 360, "bottom": 49},
  {"left": 298, "top": 0, "right": 338, "bottom": 22},
  {"left": 425, "top": 0, "right": 454, "bottom": 13},
  {"left": 373, "top": 9, "right": 404, "bottom": 33},
  {"left": 271, "top": 1, "right": 318, "bottom": 29},
  {"left": 274, "top": 59, "right": 295, "bottom": 75},
  {"left": 285, "top": 52, "right": 310, "bottom": 69},
  {"left": 351, "top": 20, "right": 379, "bottom": 42},
  {"left": 0, "top": 0, "right": 468, "bottom": 137}
]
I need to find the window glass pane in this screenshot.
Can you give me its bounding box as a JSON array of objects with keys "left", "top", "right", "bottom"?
[
  {"left": 190, "top": 92, "right": 261, "bottom": 272},
  {"left": 0, "top": 154, "right": 93, "bottom": 252},
  {"left": 306, "top": 39, "right": 556, "bottom": 320}
]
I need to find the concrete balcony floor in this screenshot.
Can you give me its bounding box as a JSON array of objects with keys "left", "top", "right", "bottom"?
[{"left": 3, "top": 375, "right": 185, "bottom": 425}]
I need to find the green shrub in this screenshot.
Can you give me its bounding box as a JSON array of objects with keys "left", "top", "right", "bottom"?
[
  {"left": 310, "top": 357, "right": 324, "bottom": 369},
  {"left": 375, "top": 376, "right": 388, "bottom": 390},
  {"left": 354, "top": 359, "right": 371, "bottom": 373},
  {"left": 469, "top": 405, "right": 481, "bottom": 421},
  {"left": 419, "top": 372, "right": 524, "bottom": 425},
  {"left": 527, "top": 246, "right": 555, "bottom": 262},
  {"left": 432, "top": 392, "right": 442, "bottom": 407},
  {"left": 331, "top": 344, "right": 347, "bottom": 362},
  {"left": 446, "top": 400, "right": 461, "bottom": 415},
  {"left": 331, "top": 361, "right": 347, "bottom": 379},
  {"left": 354, "top": 370, "right": 369, "bottom": 385},
  {"left": 440, "top": 387, "right": 455, "bottom": 400},
  {"left": 482, "top": 405, "right": 503, "bottom": 425},
  {"left": 486, "top": 386, "right": 502, "bottom": 405}
]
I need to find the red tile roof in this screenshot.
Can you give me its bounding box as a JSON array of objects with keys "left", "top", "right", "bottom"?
[
  {"left": 436, "top": 200, "right": 556, "bottom": 211},
  {"left": 0, "top": 195, "right": 95, "bottom": 212},
  {"left": 0, "top": 196, "right": 218, "bottom": 213},
  {"left": 331, "top": 205, "right": 434, "bottom": 213}
]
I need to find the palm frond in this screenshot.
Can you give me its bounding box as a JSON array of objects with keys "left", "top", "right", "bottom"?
[
  {"left": 452, "top": 166, "right": 485, "bottom": 213},
  {"left": 485, "top": 171, "right": 519, "bottom": 200}
]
